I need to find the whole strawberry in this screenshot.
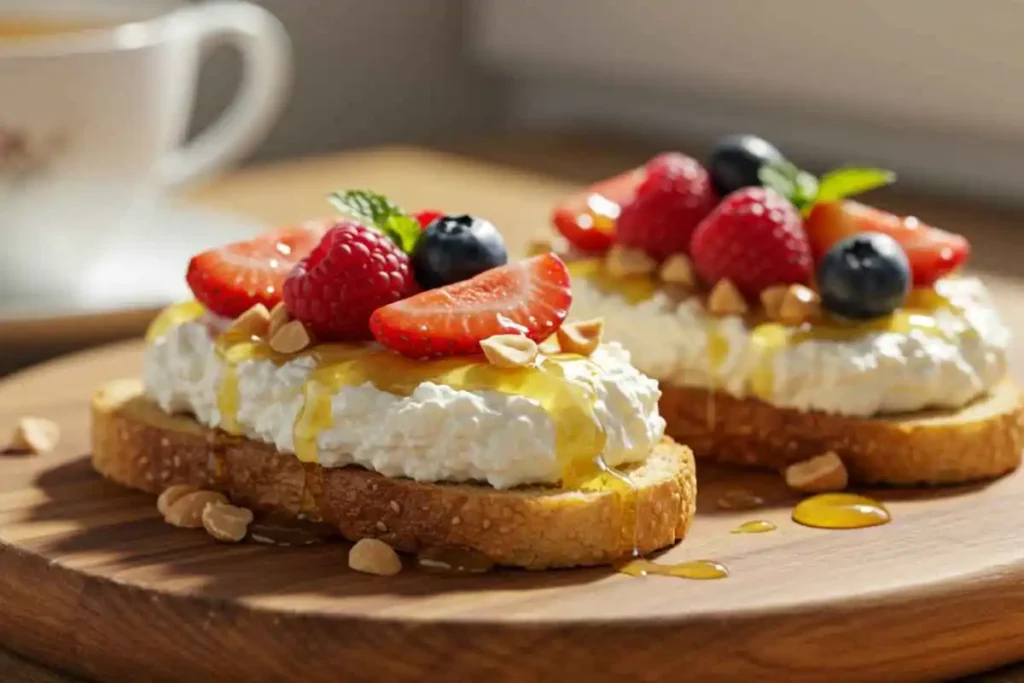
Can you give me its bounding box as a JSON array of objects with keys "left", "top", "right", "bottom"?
[
  {"left": 615, "top": 152, "right": 717, "bottom": 260},
  {"left": 690, "top": 187, "right": 812, "bottom": 298},
  {"left": 283, "top": 221, "right": 418, "bottom": 341}
]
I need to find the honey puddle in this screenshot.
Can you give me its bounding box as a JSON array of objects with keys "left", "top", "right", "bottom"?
[
  {"left": 792, "top": 493, "right": 891, "bottom": 529},
  {"left": 616, "top": 558, "right": 728, "bottom": 580},
  {"left": 731, "top": 520, "right": 776, "bottom": 534}
]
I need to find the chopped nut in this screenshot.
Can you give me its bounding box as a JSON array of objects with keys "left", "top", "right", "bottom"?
[
  {"left": 556, "top": 318, "right": 604, "bottom": 356},
  {"left": 202, "top": 503, "right": 254, "bottom": 543},
  {"left": 538, "top": 334, "right": 561, "bottom": 355},
  {"left": 389, "top": 501, "right": 401, "bottom": 514},
  {"left": 778, "top": 284, "right": 822, "bottom": 325},
  {"left": 348, "top": 538, "right": 402, "bottom": 576},
  {"left": 659, "top": 253, "right": 696, "bottom": 286},
  {"left": 268, "top": 302, "right": 292, "bottom": 337},
  {"left": 269, "top": 319, "right": 313, "bottom": 354},
  {"left": 156, "top": 484, "right": 200, "bottom": 517},
  {"left": 480, "top": 334, "right": 538, "bottom": 368},
  {"left": 164, "top": 490, "right": 228, "bottom": 528},
  {"left": 707, "top": 279, "right": 748, "bottom": 316},
  {"left": 7, "top": 417, "right": 60, "bottom": 454},
  {"left": 760, "top": 285, "right": 789, "bottom": 319},
  {"left": 605, "top": 244, "right": 656, "bottom": 278},
  {"left": 784, "top": 451, "right": 849, "bottom": 493},
  {"left": 226, "top": 303, "right": 270, "bottom": 339}
]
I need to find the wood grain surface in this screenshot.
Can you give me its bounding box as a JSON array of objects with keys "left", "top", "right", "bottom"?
[{"left": 1, "top": 141, "right": 1024, "bottom": 682}]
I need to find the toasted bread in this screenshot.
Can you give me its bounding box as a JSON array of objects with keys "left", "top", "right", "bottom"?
[
  {"left": 91, "top": 379, "right": 696, "bottom": 569},
  {"left": 660, "top": 379, "right": 1023, "bottom": 486}
]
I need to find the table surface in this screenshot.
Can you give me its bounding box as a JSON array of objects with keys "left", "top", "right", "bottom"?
[{"left": 4, "top": 132, "right": 1024, "bottom": 682}]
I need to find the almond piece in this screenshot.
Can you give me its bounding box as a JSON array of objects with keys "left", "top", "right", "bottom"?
[
  {"left": 707, "top": 279, "right": 748, "bottom": 316},
  {"left": 226, "top": 303, "right": 271, "bottom": 339},
  {"left": 778, "top": 284, "right": 822, "bottom": 325},
  {"left": 202, "top": 503, "right": 254, "bottom": 543},
  {"left": 269, "top": 319, "right": 313, "bottom": 354},
  {"left": 605, "top": 244, "right": 656, "bottom": 278},
  {"left": 659, "top": 253, "right": 696, "bottom": 287},
  {"left": 784, "top": 451, "right": 849, "bottom": 493},
  {"left": 480, "top": 334, "right": 538, "bottom": 368},
  {"left": 268, "top": 302, "right": 292, "bottom": 337},
  {"left": 760, "top": 285, "right": 789, "bottom": 320},
  {"left": 556, "top": 318, "right": 604, "bottom": 356},
  {"left": 156, "top": 484, "right": 200, "bottom": 517},
  {"left": 348, "top": 538, "right": 403, "bottom": 576},
  {"left": 164, "top": 490, "right": 229, "bottom": 528},
  {"left": 7, "top": 417, "right": 60, "bottom": 454}
]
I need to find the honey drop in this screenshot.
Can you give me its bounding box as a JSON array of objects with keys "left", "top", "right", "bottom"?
[
  {"left": 792, "top": 493, "right": 890, "bottom": 530},
  {"left": 616, "top": 558, "right": 728, "bottom": 580},
  {"left": 731, "top": 520, "right": 776, "bottom": 534}
]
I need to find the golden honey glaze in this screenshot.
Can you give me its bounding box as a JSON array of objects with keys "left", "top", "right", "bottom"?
[{"left": 792, "top": 493, "right": 891, "bottom": 530}]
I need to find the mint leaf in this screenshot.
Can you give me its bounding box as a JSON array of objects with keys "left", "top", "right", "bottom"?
[
  {"left": 758, "top": 160, "right": 819, "bottom": 210},
  {"left": 328, "top": 189, "right": 421, "bottom": 253},
  {"left": 815, "top": 167, "right": 896, "bottom": 204}
]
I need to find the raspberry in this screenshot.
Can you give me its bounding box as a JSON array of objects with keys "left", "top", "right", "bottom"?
[
  {"left": 283, "top": 222, "right": 418, "bottom": 341},
  {"left": 615, "top": 152, "right": 717, "bottom": 260}
]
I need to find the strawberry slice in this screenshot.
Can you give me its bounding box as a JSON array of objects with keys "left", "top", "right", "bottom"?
[
  {"left": 413, "top": 210, "right": 445, "bottom": 230},
  {"left": 551, "top": 168, "right": 645, "bottom": 253},
  {"left": 806, "top": 200, "right": 970, "bottom": 286},
  {"left": 370, "top": 253, "right": 572, "bottom": 358},
  {"left": 186, "top": 222, "right": 328, "bottom": 318}
]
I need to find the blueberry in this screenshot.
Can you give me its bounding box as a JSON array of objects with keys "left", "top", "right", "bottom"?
[
  {"left": 412, "top": 214, "right": 508, "bottom": 289},
  {"left": 706, "top": 134, "right": 784, "bottom": 197},
  {"left": 817, "top": 233, "right": 911, "bottom": 320}
]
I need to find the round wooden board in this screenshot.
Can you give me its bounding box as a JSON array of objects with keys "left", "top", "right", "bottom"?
[{"left": 1, "top": 342, "right": 1023, "bottom": 683}]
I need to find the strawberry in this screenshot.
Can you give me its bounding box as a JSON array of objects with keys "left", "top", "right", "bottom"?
[
  {"left": 806, "top": 200, "right": 969, "bottom": 286},
  {"left": 551, "top": 168, "right": 644, "bottom": 253},
  {"left": 414, "top": 210, "right": 445, "bottom": 230},
  {"left": 283, "top": 221, "right": 418, "bottom": 341},
  {"left": 186, "top": 222, "right": 327, "bottom": 318},
  {"left": 616, "top": 152, "right": 717, "bottom": 260},
  {"left": 690, "top": 187, "right": 812, "bottom": 298},
  {"left": 370, "top": 253, "right": 572, "bottom": 358}
]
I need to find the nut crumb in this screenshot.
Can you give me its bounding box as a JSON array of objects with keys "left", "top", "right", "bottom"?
[
  {"left": 202, "top": 503, "right": 254, "bottom": 543},
  {"left": 389, "top": 501, "right": 401, "bottom": 514},
  {"left": 7, "top": 417, "right": 60, "bottom": 454},
  {"left": 269, "top": 319, "right": 313, "bottom": 354},
  {"left": 605, "top": 244, "right": 656, "bottom": 278},
  {"left": 659, "top": 253, "right": 696, "bottom": 286},
  {"left": 157, "top": 484, "right": 200, "bottom": 517},
  {"left": 784, "top": 451, "right": 849, "bottom": 493},
  {"left": 268, "top": 302, "right": 292, "bottom": 338},
  {"left": 778, "top": 284, "right": 821, "bottom": 325},
  {"left": 556, "top": 318, "right": 604, "bottom": 356},
  {"left": 707, "top": 279, "right": 748, "bottom": 316},
  {"left": 760, "top": 285, "right": 789, "bottom": 319},
  {"left": 348, "top": 538, "right": 402, "bottom": 576},
  {"left": 164, "top": 490, "right": 228, "bottom": 528},
  {"left": 375, "top": 521, "right": 387, "bottom": 533},
  {"left": 226, "top": 303, "right": 271, "bottom": 339},
  {"left": 481, "top": 334, "right": 538, "bottom": 368}
]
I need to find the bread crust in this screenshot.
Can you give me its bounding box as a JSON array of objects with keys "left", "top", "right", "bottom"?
[
  {"left": 660, "top": 380, "right": 1024, "bottom": 485},
  {"left": 91, "top": 380, "right": 696, "bottom": 569}
]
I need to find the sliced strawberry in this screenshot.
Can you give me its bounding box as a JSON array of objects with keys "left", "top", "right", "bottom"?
[
  {"left": 370, "top": 253, "right": 572, "bottom": 358},
  {"left": 551, "top": 168, "right": 645, "bottom": 253},
  {"left": 186, "top": 222, "right": 328, "bottom": 318},
  {"left": 806, "top": 200, "right": 970, "bottom": 286},
  {"left": 413, "top": 210, "right": 445, "bottom": 230}
]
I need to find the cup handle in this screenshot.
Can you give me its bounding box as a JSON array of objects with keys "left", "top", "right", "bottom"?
[{"left": 160, "top": 1, "right": 291, "bottom": 188}]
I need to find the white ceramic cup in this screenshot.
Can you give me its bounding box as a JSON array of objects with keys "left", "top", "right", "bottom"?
[{"left": 0, "top": 0, "right": 290, "bottom": 307}]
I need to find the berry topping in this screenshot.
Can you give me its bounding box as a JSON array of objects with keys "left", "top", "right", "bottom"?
[
  {"left": 817, "top": 233, "right": 911, "bottom": 320},
  {"left": 616, "top": 152, "right": 717, "bottom": 260},
  {"left": 706, "top": 134, "right": 785, "bottom": 197},
  {"left": 551, "top": 168, "right": 644, "bottom": 253},
  {"left": 283, "top": 221, "right": 418, "bottom": 341},
  {"left": 689, "top": 187, "right": 813, "bottom": 298},
  {"left": 806, "top": 200, "right": 970, "bottom": 287},
  {"left": 412, "top": 214, "right": 509, "bottom": 289},
  {"left": 370, "top": 253, "right": 572, "bottom": 358},
  {"left": 186, "top": 223, "right": 327, "bottom": 318},
  {"left": 414, "top": 210, "right": 445, "bottom": 230}
]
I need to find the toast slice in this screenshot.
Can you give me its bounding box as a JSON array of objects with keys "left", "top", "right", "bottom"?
[
  {"left": 660, "top": 379, "right": 1023, "bottom": 485},
  {"left": 91, "top": 379, "right": 696, "bottom": 569}
]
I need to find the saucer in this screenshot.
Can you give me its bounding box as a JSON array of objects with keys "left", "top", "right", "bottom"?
[{"left": 0, "top": 200, "right": 265, "bottom": 348}]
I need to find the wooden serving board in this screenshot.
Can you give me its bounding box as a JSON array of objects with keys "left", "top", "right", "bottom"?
[{"left": 0, "top": 341, "right": 1023, "bottom": 683}]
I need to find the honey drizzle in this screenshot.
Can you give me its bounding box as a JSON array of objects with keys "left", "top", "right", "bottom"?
[
  {"left": 792, "top": 493, "right": 890, "bottom": 529},
  {"left": 593, "top": 455, "right": 641, "bottom": 557},
  {"left": 616, "top": 558, "right": 728, "bottom": 580}
]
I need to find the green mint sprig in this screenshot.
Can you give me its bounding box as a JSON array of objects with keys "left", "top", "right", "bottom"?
[
  {"left": 328, "top": 189, "right": 421, "bottom": 253},
  {"left": 758, "top": 161, "right": 895, "bottom": 216}
]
